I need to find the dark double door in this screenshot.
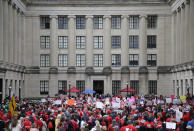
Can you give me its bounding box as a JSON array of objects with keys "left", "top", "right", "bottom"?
[{"left": 93, "top": 80, "right": 104, "bottom": 94}]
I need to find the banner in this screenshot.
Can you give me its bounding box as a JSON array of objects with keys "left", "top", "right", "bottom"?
[
  {"left": 166, "top": 98, "right": 172, "bottom": 103},
  {"left": 166, "top": 122, "right": 176, "bottom": 129},
  {"left": 41, "top": 99, "right": 47, "bottom": 103},
  {"left": 67, "top": 99, "right": 75, "bottom": 105},
  {"left": 9, "top": 96, "right": 16, "bottom": 116},
  {"left": 54, "top": 100, "right": 62, "bottom": 105},
  {"left": 112, "top": 102, "right": 120, "bottom": 109},
  {"left": 180, "top": 96, "right": 186, "bottom": 101},
  {"left": 96, "top": 102, "right": 104, "bottom": 109}
]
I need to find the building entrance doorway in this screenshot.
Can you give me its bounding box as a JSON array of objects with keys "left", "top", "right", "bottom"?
[{"left": 93, "top": 80, "right": 104, "bottom": 94}]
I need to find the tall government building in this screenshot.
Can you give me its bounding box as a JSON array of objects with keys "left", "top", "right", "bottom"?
[{"left": 0, "top": 0, "right": 194, "bottom": 99}]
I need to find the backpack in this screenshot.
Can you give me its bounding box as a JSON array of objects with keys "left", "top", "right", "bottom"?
[{"left": 48, "top": 121, "right": 53, "bottom": 128}]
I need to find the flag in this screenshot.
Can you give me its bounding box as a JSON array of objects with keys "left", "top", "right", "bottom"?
[{"left": 9, "top": 96, "right": 16, "bottom": 116}]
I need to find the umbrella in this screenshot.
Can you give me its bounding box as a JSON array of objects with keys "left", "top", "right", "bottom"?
[
  {"left": 120, "top": 88, "right": 136, "bottom": 92},
  {"left": 65, "top": 87, "right": 81, "bottom": 93},
  {"left": 82, "top": 90, "right": 96, "bottom": 94}
]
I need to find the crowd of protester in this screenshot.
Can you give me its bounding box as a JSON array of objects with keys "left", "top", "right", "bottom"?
[{"left": 0, "top": 94, "right": 193, "bottom": 131}]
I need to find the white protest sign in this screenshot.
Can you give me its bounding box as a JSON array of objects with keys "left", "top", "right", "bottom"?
[
  {"left": 105, "top": 98, "right": 110, "bottom": 105},
  {"left": 166, "top": 98, "right": 172, "bottom": 103},
  {"left": 146, "top": 101, "right": 152, "bottom": 106},
  {"left": 41, "top": 99, "right": 46, "bottom": 103},
  {"left": 96, "top": 102, "right": 104, "bottom": 109},
  {"left": 116, "top": 97, "right": 120, "bottom": 103},
  {"left": 112, "top": 102, "right": 120, "bottom": 109},
  {"left": 166, "top": 122, "right": 176, "bottom": 129},
  {"left": 54, "top": 100, "right": 62, "bottom": 105}
]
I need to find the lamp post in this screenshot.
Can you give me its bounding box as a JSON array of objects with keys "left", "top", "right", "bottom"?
[
  {"left": 176, "top": 86, "right": 180, "bottom": 97},
  {"left": 186, "top": 83, "right": 190, "bottom": 96},
  {"left": 9, "top": 86, "right": 11, "bottom": 98},
  {"left": 69, "top": 81, "right": 71, "bottom": 98},
  {"left": 19, "top": 86, "right": 21, "bottom": 100},
  {"left": 126, "top": 82, "right": 129, "bottom": 97}
]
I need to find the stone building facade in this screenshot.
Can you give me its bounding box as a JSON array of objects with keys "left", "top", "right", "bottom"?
[{"left": 0, "top": 0, "right": 193, "bottom": 99}]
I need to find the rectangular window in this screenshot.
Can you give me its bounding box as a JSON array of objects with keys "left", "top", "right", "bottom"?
[
  {"left": 130, "top": 81, "right": 139, "bottom": 95},
  {"left": 129, "top": 16, "right": 139, "bottom": 29},
  {"left": 76, "top": 36, "right": 86, "bottom": 49},
  {"left": 40, "top": 36, "right": 50, "bottom": 49},
  {"left": 58, "top": 16, "right": 68, "bottom": 29},
  {"left": 111, "top": 16, "right": 121, "bottom": 29},
  {"left": 112, "top": 54, "right": 121, "bottom": 67},
  {"left": 76, "top": 16, "right": 86, "bottom": 29},
  {"left": 40, "top": 81, "right": 49, "bottom": 95},
  {"left": 76, "top": 54, "right": 86, "bottom": 67},
  {"left": 112, "top": 36, "right": 121, "bottom": 48},
  {"left": 129, "top": 54, "right": 139, "bottom": 67},
  {"left": 93, "top": 16, "right": 103, "bottom": 29},
  {"left": 129, "top": 35, "right": 139, "bottom": 48},
  {"left": 147, "top": 54, "right": 157, "bottom": 67},
  {"left": 112, "top": 80, "right": 121, "bottom": 95},
  {"left": 94, "top": 36, "right": 103, "bottom": 49},
  {"left": 40, "top": 16, "right": 50, "bottom": 29},
  {"left": 148, "top": 80, "right": 157, "bottom": 95},
  {"left": 40, "top": 54, "right": 50, "bottom": 67},
  {"left": 58, "top": 81, "right": 67, "bottom": 95},
  {"left": 94, "top": 54, "right": 103, "bottom": 67},
  {"left": 58, "top": 36, "right": 68, "bottom": 49},
  {"left": 147, "top": 35, "right": 156, "bottom": 48},
  {"left": 58, "top": 54, "right": 68, "bottom": 67},
  {"left": 76, "top": 81, "right": 85, "bottom": 92},
  {"left": 147, "top": 15, "right": 157, "bottom": 29}
]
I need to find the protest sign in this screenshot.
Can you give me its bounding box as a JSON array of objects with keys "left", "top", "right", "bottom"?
[
  {"left": 180, "top": 96, "right": 186, "bottom": 101},
  {"left": 116, "top": 97, "right": 120, "bottom": 103},
  {"left": 112, "top": 102, "right": 120, "bottom": 109},
  {"left": 176, "top": 110, "right": 183, "bottom": 122},
  {"left": 105, "top": 98, "right": 110, "bottom": 105},
  {"left": 54, "top": 100, "right": 62, "bottom": 105},
  {"left": 67, "top": 99, "right": 75, "bottom": 105},
  {"left": 173, "top": 99, "right": 180, "bottom": 104},
  {"left": 166, "top": 98, "right": 172, "bottom": 103},
  {"left": 166, "top": 122, "right": 176, "bottom": 129},
  {"left": 41, "top": 99, "right": 46, "bottom": 103},
  {"left": 171, "top": 95, "right": 175, "bottom": 99},
  {"left": 146, "top": 101, "right": 152, "bottom": 106},
  {"left": 96, "top": 102, "right": 104, "bottom": 109}
]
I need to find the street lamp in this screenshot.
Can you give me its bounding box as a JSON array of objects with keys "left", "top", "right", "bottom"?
[
  {"left": 126, "top": 82, "right": 129, "bottom": 97},
  {"left": 19, "top": 86, "right": 21, "bottom": 100},
  {"left": 9, "top": 85, "right": 12, "bottom": 98},
  {"left": 68, "top": 81, "right": 71, "bottom": 98},
  {"left": 186, "top": 83, "right": 190, "bottom": 96}
]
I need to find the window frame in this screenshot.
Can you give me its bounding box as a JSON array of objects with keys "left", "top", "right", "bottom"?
[
  {"left": 93, "top": 36, "right": 103, "bottom": 49},
  {"left": 129, "top": 54, "right": 139, "bottom": 67},
  {"left": 129, "top": 35, "right": 139, "bottom": 48},
  {"left": 58, "top": 54, "right": 68, "bottom": 67},
  {"left": 76, "top": 54, "right": 86, "bottom": 67},
  {"left": 111, "top": 16, "right": 121, "bottom": 29},
  {"left": 58, "top": 16, "right": 68, "bottom": 29},
  {"left": 76, "top": 16, "right": 86, "bottom": 29},
  {"left": 147, "top": 35, "right": 157, "bottom": 48},
  {"left": 147, "top": 15, "right": 157, "bottom": 29},
  {"left": 40, "top": 81, "right": 49, "bottom": 95},
  {"left": 40, "top": 16, "right": 50, "bottom": 29},
  {"left": 112, "top": 80, "right": 121, "bottom": 95},
  {"left": 58, "top": 36, "right": 68, "bottom": 49},
  {"left": 76, "top": 36, "right": 86, "bottom": 49},
  {"left": 58, "top": 80, "right": 67, "bottom": 95},
  {"left": 129, "top": 15, "right": 139, "bottom": 29},
  {"left": 93, "top": 16, "right": 103, "bottom": 29},
  {"left": 147, "top": 54, "right": 157, "bottom": 67},
  {"left": 93, "top": 54, "right": 103, "bottom": 67},
  {"left": 112, "top": 54, "right": 121, "bottom": 67},
  {"left": 111, "top": 36, "right": 121, "bottom": 48},
  {"left": 148, "top": 80, "right": 157, "bottom": 95},
  {"left": 40, "top": 54, "right": 50, "bottom": 67}
]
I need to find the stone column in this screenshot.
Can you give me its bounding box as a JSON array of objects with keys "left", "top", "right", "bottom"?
[
  {"left": 32, "top": 16, "right": 40, "bottom": 66},
  {"left": 21, "top": 14, "right": 25, "bottom": 65},
  {"left": 180, "top": 5, "right": 185, "bottom": 63},
  {"left": 139, "top": 14, "right": 148, "bottom": 95},
  {"left": 139, "top": 14, "right": 147, "bottom": 66},
  {"left": 13, "top": 7, "right": 18, "bottom": 64},
  {"left": 0, "top": 0, "right": 3, "bottom": 61},
  {"left": 68, "top": 15, "right": 76, "bottom": 67},
  {"left": 3, "top": 0, "right": 9, "bottom": 62},
  {"left": 176, "top": 9, "right": 180, "bottom": 64},
  {"left": 86, "top": 15, "right": 93, "bottom": 67},
  {"left": 50, "top": 15, "right": 58, "bottom": 67},
  {"left": 121, "top": 15, "right": 129, "bottom": 67},
  {"left": 18, "top": 12, "right": 22, "bottom": 65},
  {"left": 190, "top": 0, "right": 194, "bottom": 60},
  {"left": 172, "top": 12, "right": 176, "bottom": 64},
  {"left": 185, "top": 1, "right": 190, "bottom": 62},
  {"left": 103, "top": 15, "right": 111, "bottom": 67},
  {"left": 9, "top": 3, "right": 13, "bottom": 63}
]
